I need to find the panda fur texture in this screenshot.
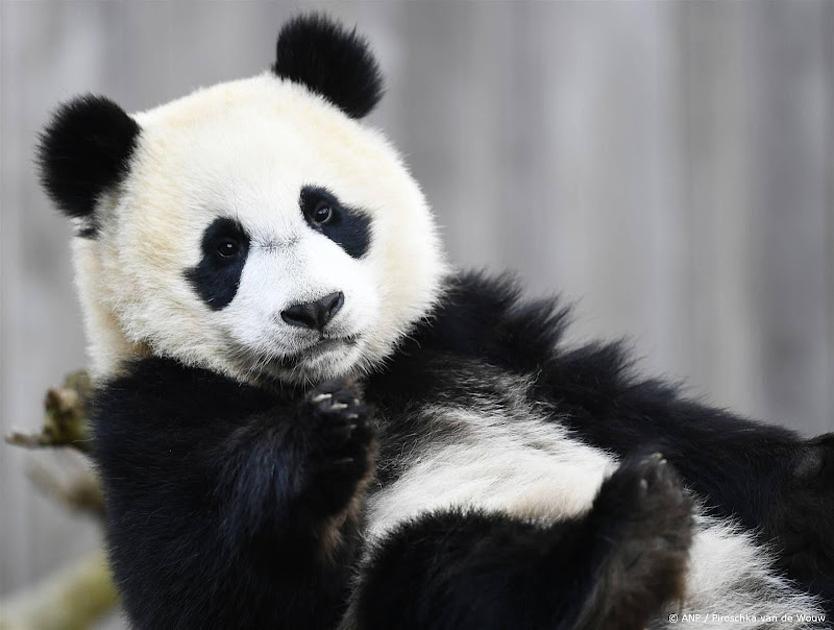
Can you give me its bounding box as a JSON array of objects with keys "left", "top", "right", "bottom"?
[{"left": 37, "top": 14, "right": 833, "bottom": 630}]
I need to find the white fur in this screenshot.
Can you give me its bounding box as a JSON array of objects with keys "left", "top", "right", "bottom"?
[
  {"left": 73, "top": 73, "right": 447, "bottom": 383},
  {"left": 367, "top": 399, "right": 617, "bottom": 539},
  {"left": 680, "top": 517, "right": 828, "bottom": 629}
]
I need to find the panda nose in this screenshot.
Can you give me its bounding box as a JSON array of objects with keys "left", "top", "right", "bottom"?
[{"left": 281, "top": 291, "right": 344, "bottom": 331}]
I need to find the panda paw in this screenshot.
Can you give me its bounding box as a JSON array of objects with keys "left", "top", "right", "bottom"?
[
  {"left": 583, "top": 454, "right": 694, "bottom": 629},
  {"left": 300, "top": 380, "right": 375, "bottom": 518}
]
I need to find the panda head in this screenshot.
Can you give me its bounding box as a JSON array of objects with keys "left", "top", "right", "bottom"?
[{"left": 38, "top": 15, "right": 447, "bottom": 384}]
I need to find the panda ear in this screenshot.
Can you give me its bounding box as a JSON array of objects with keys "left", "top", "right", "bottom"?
[
  {"left": 37, "top": 95, "right": 140, "bottom": 224},
  {"left": 272, "top": 14, "right": 384, "bottom": 119}
]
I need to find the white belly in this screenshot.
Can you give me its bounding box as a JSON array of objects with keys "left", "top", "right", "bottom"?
[{"left": 368, "top": 406, "right": 616, "bottom": 539}]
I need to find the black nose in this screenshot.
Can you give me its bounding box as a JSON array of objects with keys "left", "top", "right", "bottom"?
[{"left": 281, "top": 291, "right": 344, "bottom": 331}]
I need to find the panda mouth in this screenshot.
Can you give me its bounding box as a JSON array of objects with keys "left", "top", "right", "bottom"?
[
  {"left": 306, "top": 335, "right": 358, "bottom": 356},
  {"left": 276, "top": 334, "right": 360, "bottom": 367}
]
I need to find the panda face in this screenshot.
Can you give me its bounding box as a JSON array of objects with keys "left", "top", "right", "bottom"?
[
  {"left": 40, "top": 18, "right": 447, "bottom": 383},
  {"left": 185, "top": 184, "right": 379, "bottom": 383},
  {"left": 61, "top": 75, "right": 446, "bottom": 383}
]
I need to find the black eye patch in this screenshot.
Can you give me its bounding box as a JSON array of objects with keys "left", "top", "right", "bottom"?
[
  {"left": 300, "top": 186, "right": 371, "bottom": 259},
  {"left": 185, "top": 217, "right": 250, "bottom": 311}
]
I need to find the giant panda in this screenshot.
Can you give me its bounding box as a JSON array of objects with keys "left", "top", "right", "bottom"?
[{"left": 37, "top": 14, "right": 833, "bottom": 630}]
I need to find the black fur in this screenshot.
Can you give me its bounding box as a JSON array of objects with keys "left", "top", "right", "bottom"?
[
  {"left": 300, "top": 186, "right": 371, "bottom": 258},
  {"left": 92, "top": 358, "right": 374, "bottom": 629},
  {"left": 185, "top": 217, "right": 251, "bottom": 310},
  {"left": 369, "top": 271, "right": 834, "bottom": 614},
  {"left": 91, "top": 273, "right": 834, "bottom": 628},
  {"left": 272, "top": 14, "right": 383, "bottom": 119},
  {"left": 37, "top": 95, "right": 139, "bottom": 232},
  {"left": 355, "top": 454, "right": 692, "bottom": 630}
]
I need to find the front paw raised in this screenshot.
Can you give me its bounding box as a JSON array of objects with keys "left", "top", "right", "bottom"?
[{"left": 301, "top": 380, "right": 375, "bottom": 518}]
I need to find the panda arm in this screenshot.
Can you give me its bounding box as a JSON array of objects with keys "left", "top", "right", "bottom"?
[{"left": 92, "top": 357, "right": 372, "bottom": 630}]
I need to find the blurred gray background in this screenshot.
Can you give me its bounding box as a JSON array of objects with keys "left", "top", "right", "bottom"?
[{"left": 1, "top": 0, "right": 832, "bottom": 622}]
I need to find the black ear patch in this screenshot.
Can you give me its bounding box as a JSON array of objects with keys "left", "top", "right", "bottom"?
[
  {"left": 37, "top": 95, "right": 140, "bottom": 229},
  {"left": 272, "top": 14, "right": 383, "bottom": 119}
]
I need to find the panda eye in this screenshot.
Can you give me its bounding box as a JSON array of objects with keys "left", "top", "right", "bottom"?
[
  {"left": 216, "top": 238, "right": 240, "bottom": 258},
  {"left": 312, "top": 202, "right": 334, "bottom": 225}
]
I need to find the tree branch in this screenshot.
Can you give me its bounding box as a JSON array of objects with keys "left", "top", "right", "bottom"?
[
  {"left": 5, "top": 371, "right": 92, "bottom": 453},
  {"left": 2, "top": 370, "right": 117, "bottom": 629},
  {"left": 26, "top": 463, "right": 105, "bottom": 521},
  {"left": 0, "top": 550, "right": 118, "bottom": 630}
]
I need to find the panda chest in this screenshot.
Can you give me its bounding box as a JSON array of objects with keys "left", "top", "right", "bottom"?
[{"left": 365, "top": 395, "right": 617, "bottom": 540}]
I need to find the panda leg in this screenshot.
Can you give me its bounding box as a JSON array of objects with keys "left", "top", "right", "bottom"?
[
  {"left": 351, "top": 454, "right": 692, "bottom": 630},
  {"left": 570, "top": 453, "right": 693, "bottom": 630}
]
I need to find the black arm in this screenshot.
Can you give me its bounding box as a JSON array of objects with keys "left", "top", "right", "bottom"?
[{"left": 92, "top": 357, "right": 373, "bottom": 630}]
